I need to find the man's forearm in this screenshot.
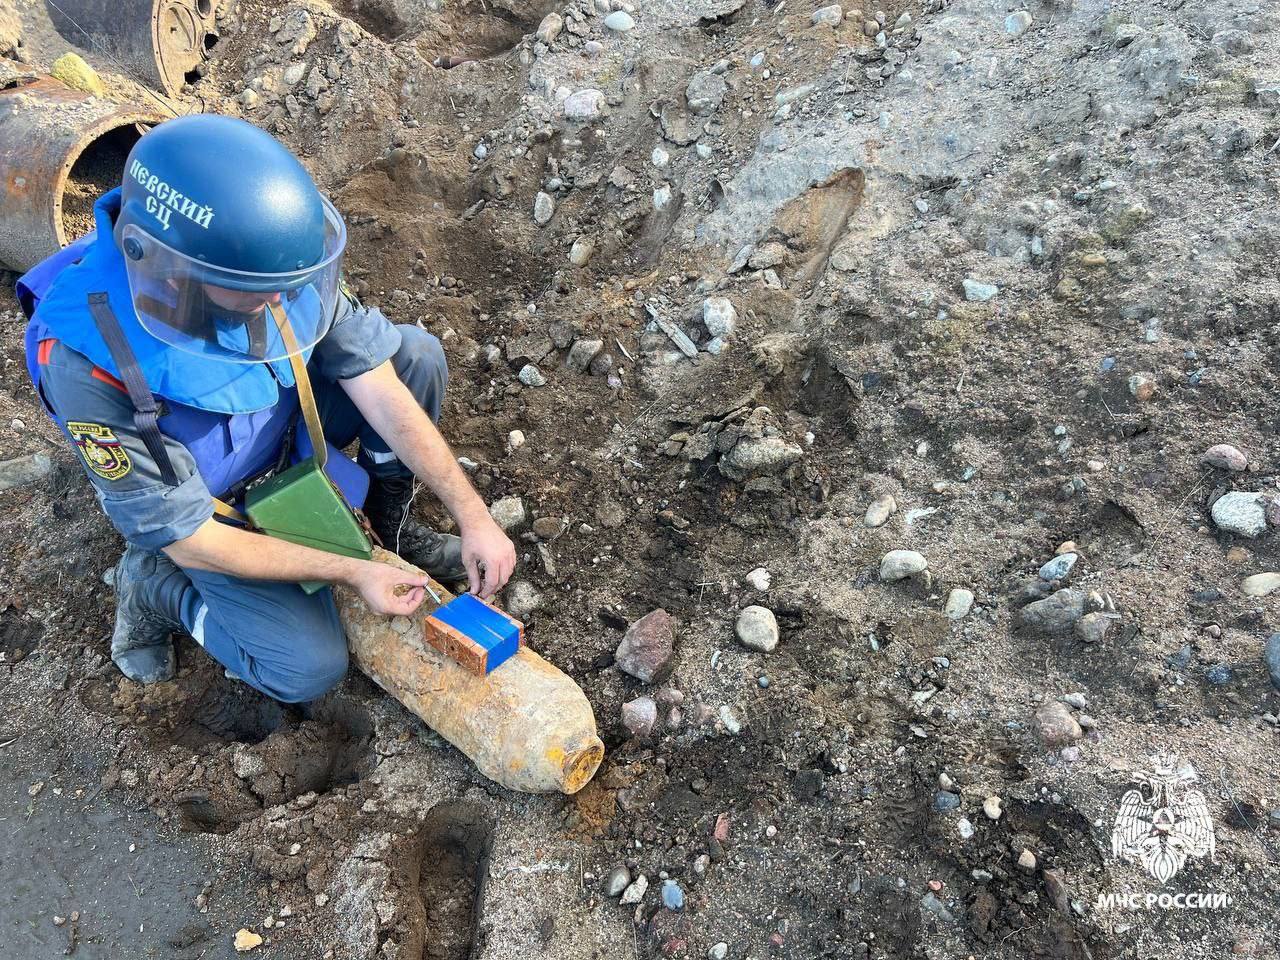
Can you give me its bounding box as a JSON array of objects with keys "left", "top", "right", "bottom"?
[
  {"left": 342, "top": 364, "right": 491, "bottom": 531},
  {"left": 164, "top": 516, "right": 366, "bottom": 585}
]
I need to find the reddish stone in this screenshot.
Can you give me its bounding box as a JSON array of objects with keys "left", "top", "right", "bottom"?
[{"left": 615, "top": 609, "right": 676, "bottom": 682}]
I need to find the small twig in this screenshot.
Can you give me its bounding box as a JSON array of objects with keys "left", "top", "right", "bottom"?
[
  {"left": 0, "top": 736, "right": 19, "bottom": 749},
  {"left": 1176, "top": 472, "right": 1210, "bottom": 508}
]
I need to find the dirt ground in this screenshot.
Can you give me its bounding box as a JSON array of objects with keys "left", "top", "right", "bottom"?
[{"left": 2, "top": 0, "right": 1280, "bottom": 957}]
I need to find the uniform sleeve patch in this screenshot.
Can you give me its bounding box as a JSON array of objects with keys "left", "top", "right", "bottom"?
[{"left": 66, "top": 421, "right": 133, "bottom": 481}]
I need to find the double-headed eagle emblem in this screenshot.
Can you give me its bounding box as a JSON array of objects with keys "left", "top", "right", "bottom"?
[{"left": 1111, "top": 753, "right": 1216, "bottom": 884}]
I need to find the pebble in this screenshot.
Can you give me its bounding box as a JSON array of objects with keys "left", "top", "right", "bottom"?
[
  {"left": 533, "top": 191, "right": 555, "bottom": 226},
  {"left": 507, "top": 430, "right": 525, "bottom": 453},
  {"left": 933, "top": 790, "right": 960, "bottom": 812},
  {"left": 651, "top": 146, "right": 670, "bottom": 168},
  {"left": 1242, "top": 573, "right": 1280, "bottom": 597},
  {"left": 603, "top": 10, "right": 635, "bottom": 31},
  {"left": 982, "top": 796, "right": 1003, "bottom": 820},
  {"left": 653, "top": 185, "right": 672, "bottom": 210},
  {"left": 620, "top": 874, "right": 648, "bottom": 905},
  {"left": 518, "top": 364, "right": 546, "bottom": 387},
  {"left": 696, "top": 143, "right": 713, "bottom": 160},
  {"left": 567, "top": 338, "right": 604, "bottom": 372},
  {"left": 1202, "top": 444, "right": 1247, "bottom": 471},
  {"left": 880, "top": 549, "right": 927, "bottom": 582},
  {"left": 283, "top": 61, "right": 306, "bottom": 86},
  {"left": 864, "top": 493, "right": 897, "bottom": 527},
  {"left": 1034, "top": 702, "right": 1082, "bottom": 747},
  {"left": 735, "top": 605, "right": 779, "bottom": 653},
  {"left": 957, "top": 817, "right": 974, "bottom": 840},
  {"left": 535, "top": 12, "right": 564, "bottom": 44},
  {"left": 1004, "top": 11, "right": 1032, "bottom": 35},
  {"left": 569, "top": 237, "right": 596, "bottom": 265},
  {"left": 1128, "top": 373, "right": 1157, "bottom": 401},
  {"left": 709, "top": 945, "right": 729, "bottom": 960},
  {"left": 962, "top": 278, "right": 998, "bottom": 302},
  {"left": 1020, "top": 588, "right": 1085, "bottom": 634},
  {"left": 1061, "top": 692, "right": 1087, "bottom": 709},
  {"left": 621, "top": 695, "right": 658, "bottom": 738},
  {"left": 1205, "top": 664, "right": 1232, "bottom": 686},
  {"left": 1211, "top": 492, "right": 1268, "bottom": 538},
  {"left": 718, "top": 705, "right": 742, "bottom": 734},
  {"left": 811, "top": 4, "right": 844, "bottom": 26},
  {"left": 489, "top": 496, "right": 527, "bottom": 531},
  {"left": 661, "top": 879, "right": 684, "bottom": 910},
  {"left": 686, "top": 71, "right": 728, "bottom": 115},
  {"left": 615, "top": 609, "right": 676, "bottom": 682},
  {"left": 605, "top": 864, "right": 631, "bottom": 896},
  {"left": 504, "top": 581, "right": 543, "bottom": 620},
  {"left": 563, "top": 89, "right": 605, "bottom": 120},
  {"left": 702, "top": 297, "right": 737, "bottom": 337},
  {"left": 1038, "top": 553, "right": 1077, "bottom": 582},
  {"left": 745, "top": 567, "right": 771, "bottom": 591},
  {"left": 1017, "top": 849, "right": 1037, "bottom": 871},
  {"left": 944, "top": 588, "right": 974, "bottom": 620}
]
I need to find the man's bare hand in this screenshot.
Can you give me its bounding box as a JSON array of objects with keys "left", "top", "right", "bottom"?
[
  {"left": 461, "top": 517, "right": 516, "bottom": 600},
  {"left": 351, "top": 561, "right": 431, "bottom": 616}
]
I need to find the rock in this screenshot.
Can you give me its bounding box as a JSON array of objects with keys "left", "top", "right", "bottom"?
[
  {"left": 518, "top": 364, "right": 546, "bottom": 387},
  {"left": 240, "top": 88, "right": 261, "bottom": 110},
  {"left": 1020, "top": 589, "right": 1085, "bottom": 634},
  {"left": 864, "top": 493, "right": 897, "bottom": 527},
  {"left": 504, "top": 581, "right": 543, "bottom": 620},
  {"left": 1074, "top": 612, "right": 1116, "bottom": 643},
  {"left": 1038, "top": 553, "right": 1077, "bottom": 582},
  {"left": 775, "top": 83, "right": 815, "bottom": 107},
  {"left": 944, "top": 589, "right": 974, "bottom": 620},
  {"left": 957, "top": 817, "right": 974, "bottom": 839},
  {"left": 621, "top": 696, "right": 658, "bottom": 738},
  {"left": 0, "top": 453, "right": 52, "bottom": 493},
  {"left": 234, "top": 928, "right": 264, "bottom": 952},
  {"left": 962, "top": 278, "right": 998, "bottom": 302},
  {"left": 812, "top": 4, "right": 843, "bottom": 26},
  {"left": 51, "top": 52, "right": 105, "bottom": 96},
  {"left": 934, "top": 790, "right": 960, "bottom": 812},
  {"left": 588, "top": 351, "right": 613, "bottom": 377},
  {"left": 735, "top": 606, "right": 779, "bottom": 653},
  {"left": 603, "top": 11, "right": 635, "bottom": 31},
  {"left": 507, "top": 430, "right": 525, "bottom": 453},
  {"left": 1043, "top": 869, "right": 1069, "bottom": 915},
  {"left": 569, "top": 237, "right": 596, "bottom": 265},
  {"left": 1128, "top": 373, "right": 1157, "bottom": 401},
  {"left": 605, "top": 864, "right": 631, "bottom": 897},
  {"left": 1264, "top": 634, "right": 1280, "bottom": 691},
  {"left": 1061, "top": 692, "right": 1087, "bottom": 709},
  {"left": 1017, "top": 849, "right": 1037, "bottom": 871},
  {"left": 506, "top": 334, "right": 553, "bottom": 365},
  {"left": 982, "top": 796, "right": 1003, "bottom": 820},
  {"left": 1004, "top": 11, "right": 1032, "bottom": 36},
  {"left": 652, "top": 185, "right": 672, "bottom": 211},
  {"left": 1243, "top": 573, "right": 1280, "bottom": 597},
  {"left": 920, "top": 892, "right": 955, "bottom": 923},
  {"left": 718, "top": 705, "right": 741, "bottom": 734},
  {"left": 532, "top": 516, "right": 566, "bottom": 540},
  {"left": 745, "top": 567, "right": 771, "bottom": 591},
  {"left": 651, "top": 146, "right": 670, "bottom": 168},
  {"left": 661, "top": 879, "right": 685, "bottom": 910},
  {"left": 1202, "top": 444, "right": 1247, "bottom": 471},
  {"left": 489, "top": 496, "right": 527, "bottom": 531},
  {"left": 533, "top": 192, "right": 555, "bottom": 226},
  {"left": 702, "top": 297, "right": 737, "bottom": 337},
  {"left": 619, "top": 874, "right": 648, "bottom": 905},
  {"left": 283, "top": 61, "right": 306, "bottom": 86},
  {"left": 880, "top": 550, "right": 927, "bottom": 582},
  {"left": 535, "top": 12, "right": 564, "bottom": 43},
  {"left": 686, "top": 72, "right": 728, "bottom": 116},
  {"left": 1212, "top": 492, "right": 1268, "bottom": 538},
  {"left": 709, "top": 944, "right": 729, "bottom": 960},
  {"left": 563, "top": 89, "right": 605, "bottom": 120},
  {"left": 567, "top": 338, "right": 604, "bottom": 372},
  {"left": 1034, "top": 702, "right": 1082, "bottom": 747},
  {"left": 718, "top": 437, "right": 804, "bottom": 481},
  {"left": 616, "top": 610, "right": 676, "bottom": 682}
]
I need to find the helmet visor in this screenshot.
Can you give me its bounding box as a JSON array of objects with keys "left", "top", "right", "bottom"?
[{"left": 119, "top": 196, "right": 346, "bottom": 364}]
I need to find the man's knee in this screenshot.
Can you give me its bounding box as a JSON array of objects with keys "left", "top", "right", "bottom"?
[
  {"left": 271, "top": 626, "right": 349, "bottom": 703},
  {"left": 392, "top": 326, "right": 447, "bottom": 421}
]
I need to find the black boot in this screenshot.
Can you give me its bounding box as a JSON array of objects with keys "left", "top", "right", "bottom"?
[
  {"left": 364, "top": 474, "right": 466, "bottom": 583},
  {"left": 110, "top": 543, "right": 190, "bottom": 684}
]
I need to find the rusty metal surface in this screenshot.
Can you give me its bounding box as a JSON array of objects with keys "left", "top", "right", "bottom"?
[
  {"left": 44, "top": 0, "right": 220, "bottom": 97},
  {"left": 0, "top": 75, "right": 161, "bottom": 272}
]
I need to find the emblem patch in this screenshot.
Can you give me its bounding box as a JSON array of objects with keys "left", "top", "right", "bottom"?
[{"left": 67, "top": 421, "right": 133, "bottom": 481}]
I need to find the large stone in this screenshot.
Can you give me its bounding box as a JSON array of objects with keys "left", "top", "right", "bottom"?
[
  {"left": 616, "top": 610, "right": 676, "bottom": 682},
  {"left": 702, "top": 297, "right": 737, "bottom": 337},
  {"left": 504, "top": 581, "right": 543, "bottom": 620},
  {"left": 880, "top": 550, "right": 927, "bottom": 582},
  {"left": 811, "top": 4, "right": 843, "bottom": 27},
  {"left": 735, "top": 606, "right": 779, "bottom": 653},
  {"left": 1034, "top": 702, "right": 1082, "bottom": 747},
  {"left": 563, "top": 89, "right": 605, "bottom": 120},
  {"left": 686, "top": 71, "right": 727, "bottom": 115},
  {"left": 864, "top": 494, "right": 897, "bottom": 527},
  {"left": 718, "top": 437, "right": 803, "bottom": 481},
  {"left": 567, "top": 338, "right": 605, "bottom": 372},
  {"left": 1201, "top": 444, "right": 1247, "bottom": 471},
  {"left": 1211, "top": 492, "right": 1268, "bottom": 538},
  {"left": 944, "top": 588, "right": 974, "bottom": 620},
  {"left": 1074, "top": 612, "right": 1116, "bottom": 643},
  {"left": 1019, "top": 589, "right": 1085, "bottom": 633},
  {"left": 1242, "top": 573, "right": 1280, "bottom": 597},
  {"left": 535, "top": 12, "right": 563, "bottom": 43},
  {"left": 533, "top": 191, "right": 556, "bottom": 226},
  {"left": 506, "top": 333, "right": 554, "bottom": 364},
  {"left": 1038, "top": 553, "right": 1077, "bottom": 582},
  {"left": 489, "top": 496, "right": 527, "bottom": 531},
  {"left": 603, "top": 10, "right": 634, "bottom": 31}
]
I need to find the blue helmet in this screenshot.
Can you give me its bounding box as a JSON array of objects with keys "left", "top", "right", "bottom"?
[{"left": 113, "top": 114, "right": 347, "bottom": 364}]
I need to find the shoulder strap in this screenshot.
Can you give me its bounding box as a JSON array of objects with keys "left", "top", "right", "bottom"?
[
  {"left": 268, "top": 302, "right": 327, "bottom": 469},
  {"left": 85, "top": 292, "right": 180, "bottom": 487}
]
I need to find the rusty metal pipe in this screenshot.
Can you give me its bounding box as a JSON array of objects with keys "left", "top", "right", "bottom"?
[
  {"left": 44, "top": 0, "right": 221, "bottom": 98},
  {"left": 0, "top": 75, "right": 160, "bottom": 273}
]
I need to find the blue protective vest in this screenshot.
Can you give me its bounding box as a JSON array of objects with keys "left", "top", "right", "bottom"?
[{"left": 20, "top": 190, "right": 303, "bottom": 500}]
